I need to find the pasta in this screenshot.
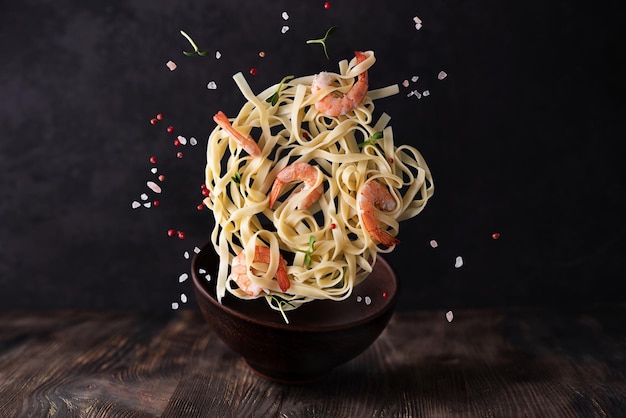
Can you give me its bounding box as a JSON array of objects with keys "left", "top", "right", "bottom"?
[{"left": 203, "top": 51, "right": 434, "bottom": 316}]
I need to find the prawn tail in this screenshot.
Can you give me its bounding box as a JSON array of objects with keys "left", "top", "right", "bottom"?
[{"left": 375, "top": 228, "right": 400, "bottom": 247}]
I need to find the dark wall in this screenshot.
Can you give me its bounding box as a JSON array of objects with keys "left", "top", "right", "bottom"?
[{"left": 1, "top": 0, "right": 624, "bottom": 312}]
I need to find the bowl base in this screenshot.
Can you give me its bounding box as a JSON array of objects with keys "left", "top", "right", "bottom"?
[{"left": 243, "top": 359, "right": 329, "bottom": 385}]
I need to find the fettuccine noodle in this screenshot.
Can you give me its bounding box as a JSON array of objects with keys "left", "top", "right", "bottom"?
[{"left": 203, "top": 51, "right": 434, "bottom": 314}]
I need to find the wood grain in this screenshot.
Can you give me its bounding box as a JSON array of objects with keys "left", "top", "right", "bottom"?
[{"left": 1, "top": 307, "right": 625, "bottom": 417}]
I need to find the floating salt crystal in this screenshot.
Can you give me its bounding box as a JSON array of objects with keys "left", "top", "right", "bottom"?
[
  {"left": 455, "top": 256, "right": 463, "bottom": 268},
  {"left": 131, "top": 201, "right": 141, "bottom": 209},
  {"left": 215, "top": 51, "right": 221, "bottom": 59},
  {"left": 365, "top": 296, "right": 372, "bottom": 305},
  {"left": 183, "top": 251, "right": 190, "bottom": 259},
  {"left": 150, "top": 167, "right": 158, "bottom": 174},
  {"left": 413, "top": 16, "right": 423, "bottom": 30},
  {"left": 281, "top": 11, "right": 289, "bottom": 20},
  {"left": 143, "top": 202, "right": 151, "bottom": 208},
  {"left": 281, "top": 25, "right": 289, "bottom": 34},
  {"left": 438, "top": 71, "right": 448, "bottom": 80},
  {"left": 171, "top": 302, "right": 179, "bottom": 310},
  {"left": 179, "top": 273, "right": 188, "bottom": 283},
  {"left": 356, "top": 296, "right": 362, "bottom": 303},
  {"left": 140, "top": 193, "right": 148, "bottom": 201},
  {"left": 189, "top": 137, "right": 197, "bottom": 146},
  {"left": 430, "top": 239, "right": 438, "bottom": 248},
  {"left": 181, "top": 293, "right": 188, "bottom": 303},
  {"left": 198, "top": 268, "right": 206, "bottom": 274},
  {"left": 147, "top": 181, "right": 161, "bottom": 193},
  {"left": 207, "top": 81, "right": 217, "bottom": 90},
  {"left": 402, "top": 79, "right": 409, "bottom": 88},
  {"left": 177, "top": 136, "right": 187, "bottom": 145},
  {"left": 205, "top": 274, "right": 211, "bottom": 281},
  {"left": 407, "top": 91, "right": 415, "bottom": 98},
  {"left": 446, "top": 311, "right": 454, "bottom": 322},
  {"left": 411, "top": 75, "right": 419, "bottom": 82},
  {"left": 423, "top": 90, "right": 430, "bottom": 97},
  {"left": 415, "top": 23, "right": 422, "bottom": 30},
  {"left": 194, "top": 246, "right": 201, "bottom": 253},
  {"left": 166, "top": 60, "right": 177, "bottom": 71}
]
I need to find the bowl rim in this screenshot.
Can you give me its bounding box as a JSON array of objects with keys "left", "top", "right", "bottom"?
[{"left": 191, "top": 242, "right": 399, "bottom": 333}]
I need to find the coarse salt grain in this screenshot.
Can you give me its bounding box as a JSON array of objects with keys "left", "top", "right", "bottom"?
[
  {"left": 365, "top": 296, "right": 372, "bottom": 305},
  {"left": 438, "top": 71, "right": 448, "bottom": 80},
  {"left": 131, "top": 201, "right": 141, "bottom": 209},
  {"left": 147, "top": 181, "right": 162, "bottom": 193},
  {"left": 179, "top": 273, "right": 188, "bottom": 283},
  {"left": 199, "top": 268, "right": 206, "bottom": 274},
  {"left": 183, "top": 251, "right": 190, "bottom": 259},
  {"left": 205, "top": 274, "right": 211, "bottom": 281},
  {"left": 281, "top": 11, "right": 289, "bottom": 20},
  {"left": 189, "top": 137, "right": 197, "bottom": 146},
  {"left": 151, "top": 167, "right": 158, "bottom": 174},
  {"left": 215, "top": 51, "right": 221, "bottom": 59},
  {"left": 411, "top": 75, "right": 419, "bottom": 82},
  {"left": 171, "top": 302, "right": 179, "bottom": 310},
  {"left": 413, "top": 16, "right": 423, "bottom": 30},
  {"left": 430, "top": 239, "right": 438, "bottom": 248},
  {"left": 356, "top": 296, "right": 362, "bottom": 303},
  {"left": 207, "top": 81, "right": 217, "bottom": 90},
  {"left": 166, "top": 61, "right": 177, "bottom": 71},
  {"left": 281, "top": 26, "right": 289, "bottom": 34},
  {"left": 177, "top": 136, "right": 187, "bottom": 145},
  {"left": 423, "top": 90, "right": 430, "bottom": 97},
  {"left": 402, "top": 80, "right": 409, "bottom": 88},
  {"left": 140, "top": 193, "right": 148, "bottom": 201},
  {"left": 143, "top": 202, "right": 151, "bottom": 208},
  {"left": 455, "top": 256, "right": 463, "bottom": 268},
  {"left": 446, "top": 311, "right": 454, "bottom": 322},
  {"left": 194, "top": 247, "right": 201, "bottom": 253},
  {"left": 181, "top": 293, "right": 188, "bottom": 303}
]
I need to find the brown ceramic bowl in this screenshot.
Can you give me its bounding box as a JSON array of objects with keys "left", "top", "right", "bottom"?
[{"left": 191, "top": 241, "right": 398, "bottom": 384}]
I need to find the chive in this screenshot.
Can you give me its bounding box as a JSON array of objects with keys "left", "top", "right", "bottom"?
[
  {"left": 269, "top": 296, "right": 294, "bottom": 324},
  {"left": 294, "top": 236, "right": 316, "bottom": 267},
  {"left": 231, "top": 172, "right": 241, "bottom": 184},
  {"left": 265, "top": 75, "right": 295, "bottom": 106},
  {"left": 180, "top": 30, "right": 208, "bottom": 57},
  {"left": 306, "top": 26, "right": 337, "bottom": 60},
  {"left": 357, "top": 131, "right": 383, "bottom": 148}
]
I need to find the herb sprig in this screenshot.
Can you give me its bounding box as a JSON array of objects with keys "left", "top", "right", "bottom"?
[
  {"left": 357, "top": 131, "right": 383, "bottom": 148},
  {"left": 269, "top": 296, "right": 295, "bottom": 324},
  {"left": 294, "top": 236, "right": 316, "bottom": 267},
  {"left": 306, "top": 26, "right": 337, "bottom": 60},
  {"left": 231, "top": 172, "right": 241, "bottom": 184},
  {"left": 180, "top": 30, "right": 209, "bottom": 56},
  {"left": 265, "top": 75, "right": 295, "bottom": 106}
]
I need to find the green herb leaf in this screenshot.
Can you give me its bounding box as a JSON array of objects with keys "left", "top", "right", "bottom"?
[
  {"left": 180, "top": 30, "right": 209, "bottom": 57},
  {"left": 306, "top": 26, "right": 337, "bottom": 60},
  {"left": 294, "top": 235, "right": 316, "bottom": 267},
  {"left": 231, "top": 172, "right": 241, "bottom": 184},
  {"left": 357, "top": 131, "right": 383, "bottom": 148},
  {"left": 265, "top": 75, "right": 294, "bottom": 106}
]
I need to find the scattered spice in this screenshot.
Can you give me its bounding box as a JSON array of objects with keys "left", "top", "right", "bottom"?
[
  {"left": 492, "top": 232, "right": 501, "bottom": 240},
  {"left": 167, "top": 126, "right": 175, "bottom": 133},
  {"left": 324, "top": 2, "right": 331, "bottom": 9}
]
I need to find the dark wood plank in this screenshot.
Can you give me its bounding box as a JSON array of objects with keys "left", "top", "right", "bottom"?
[{"left": 1, "top": 307, "right": 625, "bottom": 417}]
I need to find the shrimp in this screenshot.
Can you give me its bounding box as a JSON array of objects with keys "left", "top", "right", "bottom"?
[
  {"left": 229, "top": 246, "right": 290, "bottom": 296},
  {"left": 357, "top": 180, "right": 400, "bottom": 247},
  {"left": 311, "top": 51, "right": 369, "bottom": 117},
  {"left": 268, "top": 162, "right": 323, "bottom": 210},
  {"left": 213, "top": 111, "right": 262, "bottom": 157}
]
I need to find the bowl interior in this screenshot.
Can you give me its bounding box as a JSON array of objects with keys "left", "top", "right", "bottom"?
[{"left": 191, "top": 242, "right": 398, "bottom": 330}]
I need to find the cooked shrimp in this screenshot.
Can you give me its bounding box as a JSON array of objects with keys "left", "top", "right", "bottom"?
[
  {"left": 230, "top": 246, "right": 290, "bottom": 296},
  {"left": 357, "top": 180, "right": 400, "bottom": 247},
  {"left": 311, "top": 51, "right": 369, "bottom": 117},
  {"left": 268, "top": 162, "right": 323, "bottom": 210},
  {"left": 213, "top": 111, "right": 262, "bottom": 157}
]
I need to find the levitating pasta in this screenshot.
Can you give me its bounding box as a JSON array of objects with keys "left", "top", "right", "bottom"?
[{"left": 203, "top": 50, "right": 434, "bottom": 315}]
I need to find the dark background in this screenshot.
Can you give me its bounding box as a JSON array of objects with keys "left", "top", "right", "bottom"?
[{"left": 1, "top": 0, "right": 624, "bottom": 312}]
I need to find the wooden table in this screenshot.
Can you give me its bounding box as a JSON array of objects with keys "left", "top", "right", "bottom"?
[{"left": 1, "top": 306, "right": 624, "bottom": 417}]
